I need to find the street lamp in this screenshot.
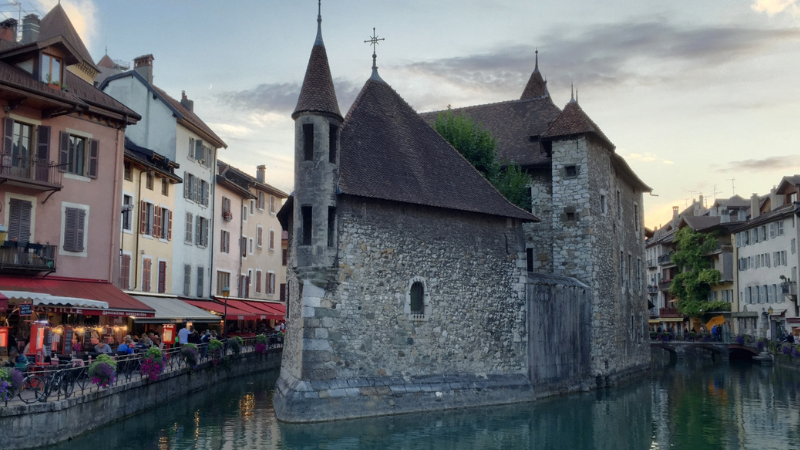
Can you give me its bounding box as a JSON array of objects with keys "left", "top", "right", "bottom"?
[{"left": 222, "top": 286, "right": 230, "bottom": 339}]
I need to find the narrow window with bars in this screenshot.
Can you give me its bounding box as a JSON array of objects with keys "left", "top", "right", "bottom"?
[
  {"left": 301, "top": 206, "right": 312, "bottom": 245},
  {"left": 303, "top": 124, "right": 314, "bottom": 161}
]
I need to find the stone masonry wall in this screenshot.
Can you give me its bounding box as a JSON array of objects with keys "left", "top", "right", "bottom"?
[
  {"left": 311, "top": 196, "right": 529, "bottom": 380},
  {"left": 526, "top": 168, "right": 554, "bottom": 273}
]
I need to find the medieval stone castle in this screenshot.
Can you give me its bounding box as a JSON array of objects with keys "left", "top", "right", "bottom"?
[{"left": 274, "top": 9, "right": 650, "bottom": 421}]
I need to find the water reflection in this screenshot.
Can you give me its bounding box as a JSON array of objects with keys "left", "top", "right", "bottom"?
[{"left": 49, "top": 356, "right": 800, "bottom": 450}]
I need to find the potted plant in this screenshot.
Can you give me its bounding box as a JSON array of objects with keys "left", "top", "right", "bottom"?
[
  {"left": 89, "top": 354, "right": 117, "bottom": 388},
  {"left": 0, "top": 368, "right": 23, "bottom": 401},
  {"left": 209, "top": 339, "right": 224, "bottom": 366},
  {"left": 255, "top": 334, "right": 268, "bottom": 355},
  {"left": 140, "top": 347, "right": 166, "bottom": 381},
  {"left": 229, "top": 336, "right": 243, "bottom": 355},
  {"left": 181, "top": 343, "right": 199, "bottom": 370}
]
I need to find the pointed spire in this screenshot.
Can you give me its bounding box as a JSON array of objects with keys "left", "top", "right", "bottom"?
[
  {"left": 569, "top": 83, "right": 575, "bottom": 103},
  {"left": 314, "top": 0, "right": 323, "bottom": 46},
  {"left": 521, "top": 48, "right": 547, "bottom": 100},
  {"left": 576, "top": 88, "right": 579, "bottom": 103},
  {"left": 364, "top": 27, "right": 386, "bottom": 83},
  {"left": 293, "top": 2, "right": 342, "bottom": 120}
]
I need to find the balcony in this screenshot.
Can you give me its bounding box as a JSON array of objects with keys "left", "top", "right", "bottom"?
[
  {"left": 659, "top": 308, "right": 682, "bottom": 318},
  {"left": 0, "top": 154, "right": 62, "bottom": 191},
  {"left": 659, "top": 279, "right": 672, "bottom": 291},
  {"left": 782, "top": 282, "right": 797, "bottom": 297},
  {"left": 649, "top": 306, "right": 659, "bottom": 318},
  {"left": 647, "top": 285, "right": 659, "bottom": 294},
  {"left": 647, "top": 259, "right": 657, "bottom": 269},
  {"left": 657, "top": 253, "right": 674, "bottom": 266},
  {"left": 0, "top": 242, "right": 57, "bottom": 273}
]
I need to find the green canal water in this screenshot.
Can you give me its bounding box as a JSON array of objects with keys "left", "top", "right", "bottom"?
[{"left": 50, "top": 356, "right": 800, "bottom": 449}]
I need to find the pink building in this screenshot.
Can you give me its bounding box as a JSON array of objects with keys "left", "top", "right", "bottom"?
[{"left": 0, "top": 5, "right": 154, "bottom": 350}]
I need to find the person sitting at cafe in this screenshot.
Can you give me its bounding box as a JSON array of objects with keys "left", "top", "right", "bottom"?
[
  {"left": 94, "top": 341, "right": 112, "bottom": 354},
  {"left": 117, "top": 339, "right": 134, "bottom": 355}
]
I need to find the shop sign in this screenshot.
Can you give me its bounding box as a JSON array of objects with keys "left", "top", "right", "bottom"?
[
  {"left": 63, "top": 329, "right": 74, "bottom": 354},
  {"left": 32, "top": 306, "right": 154, "bottom": 318},
  {"left": 19, "top": 303, "right": 32, "bottom": 316}
]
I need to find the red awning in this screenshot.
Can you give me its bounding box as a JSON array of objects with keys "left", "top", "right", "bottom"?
[
  {"left": 182, "top": 299, "right": 257, "bottom": 321},
  {"left": 227, "top": 300, "right": 284, "bottom": 320},
  {"left": 0, "top": 276, "right": 155, "bottom": 317}
]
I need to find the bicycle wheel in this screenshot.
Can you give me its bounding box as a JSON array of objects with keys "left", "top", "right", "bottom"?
[
  {"left": 59, "top": 372, "right": 75, "bottom": 399},
  {"left": 19, "top": 375, "right": 44, "bottom": 404}
]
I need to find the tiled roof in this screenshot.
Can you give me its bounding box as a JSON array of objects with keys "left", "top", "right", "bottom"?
[
  {"left": 292, "top": 38, "right": 341, "bottom": 120},
  {"left": 97, "top": 54, "right": 115, "bottom": 69},
  {"left": 38, "top": 3, "right": 97, "bottom": 71},
  {"left": 732, "top": 204, "right": 799, "bottom": 232},
  {"left": 0, "top": 59, "right": 84, "bottom": 106},
  {"left": 713, "top": 194, "right": 750, "bottom": 208},
  {"left": 419, "top": 96, "right": 561, "bottom": 167},
  {"left": 681, "top": 215, "right": 721, "bottom": 232},
  {"left": 150, "top": 84, "right": 226, "bottom": 149},
  {"left": 339, "top": 76, "right": 538, "bottom": 222},
  {"left": 217, "top": 160, "right": 288, "bottom": 199},
  {"left": 543, "top": 100, "right": 614, "bottom": 150}
]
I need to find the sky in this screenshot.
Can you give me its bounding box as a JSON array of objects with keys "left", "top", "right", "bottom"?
[{"left": 5, "top": 0, "right": 799, "bottom": 229}]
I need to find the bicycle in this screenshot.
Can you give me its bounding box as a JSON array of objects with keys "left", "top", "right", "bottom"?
[{"left": 19, "top": 365, "right": 76, "bottom": 404}]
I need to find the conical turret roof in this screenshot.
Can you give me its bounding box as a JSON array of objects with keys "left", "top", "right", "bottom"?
[
  {"left": 39, "top": 3, "right": 97, "bottom": 71},
  {"left": 543, "top": 99, "right": 614, "bottom": 150},
  {"left": 338, "top": 76, "right": 537, "bottom": 221},
  {"left": 520, "top": 51, "right": 547, "bottom": 100},
  {"left": 292, "top": 11, "right": 341, "bottom": 120}
]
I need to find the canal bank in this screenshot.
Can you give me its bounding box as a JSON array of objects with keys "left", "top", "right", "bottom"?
[
  {"left": 45, "top": 354, "right": 800, "bottom": 450},
  {"left": 0, "top": 350, "right": 281, "bottom": 450}
]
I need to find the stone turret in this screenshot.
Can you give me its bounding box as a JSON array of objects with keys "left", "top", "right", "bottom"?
[
  {"left": 291, "top": 2, "right": 342, "bottom": 284},
  {"left": 520, "top": 50, "right": 549, "bottom": 100}
]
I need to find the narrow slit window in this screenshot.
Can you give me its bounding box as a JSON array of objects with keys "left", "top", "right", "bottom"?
[
  {"left": 327, "top": 206, "right": 336, "bottom": 248},
  {"left": 303, "top": 124, "right": 314, "bottom": 161},
  {"left": 301, "top": 206, "right": 312, "bottom": 246},
  {"left": 526, "top": 248, "right": 534, "bottom": 272},
  {"left": 328, "top": 124, "right": 338, "bottom": 163},
  {"left": 410, "top": 282, "right": 424, "bottom": 315},
  {"left": 565, "top": 165, "right": 577, "bottom": 177}
]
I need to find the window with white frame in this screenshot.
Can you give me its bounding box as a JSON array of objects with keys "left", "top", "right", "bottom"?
[
  {"left": 257, "top": 226, "right": 263, "bottom": 248},
  {"left": 243, "top": 205, "right": 247, "bottom": 221},
  {"left": 269, "top": 229, "right": 275, "bottom": 250},
  {"left": 249, "top": 237, "right": 254, "bottom": 254},
  {"left": 141, "top": 257, "right": 152, "bottom": 292},
  {"left": 257, "top": 191, "right": 265, "bottom": 210},
  {"left": 256, "top": 269, "right": 262, "bottom": 293},
  {"left": 221, "top": 230, "right": 230, "bottom": 253},
  {"left": 122, "top": 195, "right": 133, "bottom": 232},
  {"left": 185, "top": 212, "right": 193, "bottom": 243},
  {"left": 270, "top": 195, "right": 277, "bottom": 214},
  {"left": 267, "top": 271, "right": 275, "bottom": 295},
  {"left": 250, "top": 199, "right": 255, "bottom": 215}
]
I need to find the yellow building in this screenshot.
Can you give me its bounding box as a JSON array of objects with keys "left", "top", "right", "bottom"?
[{"left": 120, "top": 138, "right": 182, "bottom": 294}]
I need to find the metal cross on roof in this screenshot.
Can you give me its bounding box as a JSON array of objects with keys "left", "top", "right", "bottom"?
[{"left": 364, "top": 27, "right": 385, "bottom": 69}]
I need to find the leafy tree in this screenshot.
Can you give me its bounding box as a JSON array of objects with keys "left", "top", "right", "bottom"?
[
  {"left": 669, "top": 227, "right": 729, "bottom": 318},
  {"left": 433, "top": 110, "right": 532, "bottom": 210}
]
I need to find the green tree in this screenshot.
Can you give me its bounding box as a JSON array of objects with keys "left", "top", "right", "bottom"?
[
  {"left": 433, "top": 110, "right": 531, "bottom": 210},
  {"left": 669, "top": 227, "right": 729, "bottom": 318}
]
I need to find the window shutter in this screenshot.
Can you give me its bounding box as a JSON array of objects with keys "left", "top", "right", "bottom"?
[
  {"left": 167, "top": 210, "right": 172, "bottom": 241},
  {"left": 140, "top": 201, "right": 147, "bottom": 234},
  {"left": 184, "top": 265, "right": 191, "bottom": 296},
  {"left": 121, "top": 254, "right": 131, "bottom": 289},
  {"left": 34, "top": 125, "right": 50, "bottom": 182},
  {"left": 197, "top": 267, "right": 204, "bottom": 297},
  {"left": 194, "top": 177, "right": 201, "bottom": 203},
  {"left": 196, "top": 215, "right": 201, "bottom": 245},
  {"left": 226, "top": 230, "right": 230, "bottom": 252},
  {"left": 7, "top": 199, "right": 20, "bottom": 242},
  {"left": 3, "top": 117, "right": 13, "bottom": 156},
  {"left": 75, "top": 208, "right": 85, "bottom": 251},
  {"left": 87, "top": 139, "right": 99, "bottom": 179},
  {"left": 257, "top": 227, "right": 262, "bottom": 247},
  {"left": 188, "top": 138, "right": 194, "bottom": 160},
  {"left": 158, "top": 261, "right": 167, "bottom": 293},
  {"left": 256, "top": 270, "right": 261, "bottom": 293},
  {"left": 203, "top": 218, "right": 209, "bottom": 247},
  {"left": 154, "top": 206, "right": 162, "bottom": 238},
  {"left": 184, "top": 172, "right": 189, "bottom": 199},
  {"left": 59, "top": 131, "right": 69, "bottom": 173},
  {"left": 64, "top": 208, "right": 76, "bottom": 251},
  {"left": 185, "top": 212, "right": 193, "bottom": 242},
  {"left": 195, "top": 139, "right": 203, "bottom": 164},
  {"left": 204, "top": 181, "right": 209, "bottom": 206}
]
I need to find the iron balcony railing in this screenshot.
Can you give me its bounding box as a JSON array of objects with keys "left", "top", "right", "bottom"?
[
  {"left": 649, "top": 306, "right": 659, "bottom": 318},
  {"left": 647, "top": 285, "right": 659, "bottom": 294},
  {"left": 657, "top": 253, "right": 674, "bottom": 265},
  {"left": 0, "top": 242, "right": 57, "bottom": 273},
  {"left": 647, "top": 259, "right": 657, "bottom": 269},
  {"left": 659, "top": 308, "right": 682, "bottom": 318},
  {"left": 0, "top": 154, "right": 62, "bottom": 188},
  {"left": 659, "top": 279, "right": 672, "bottom": 290}
]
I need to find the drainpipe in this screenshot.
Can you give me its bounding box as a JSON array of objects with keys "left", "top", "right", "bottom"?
[
  {"left": 132, "top": 169, "right": 146, "bottom": 290},
  {"left": 237, "top": 195, "right": 244, "bottom": 298}
]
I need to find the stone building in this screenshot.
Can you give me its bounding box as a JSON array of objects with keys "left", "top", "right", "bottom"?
[
  {"left": 274, "top": 9, "right": 650, "bottom": 421},
  {"left": 420, "top": 55, "right": 652, "bottom": 381}
]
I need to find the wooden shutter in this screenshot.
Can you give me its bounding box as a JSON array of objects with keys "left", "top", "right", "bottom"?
[
  {"left": 257, "top": 227, "right": 262, "bottom": 247},
  {"left": 220, "top": 230, "right": 225, "bottom": 252},
  {"left": 204, "top": 181, "right": 209, "bottom": 206},
  {"left": 195, "top": 215, "right": 201, "bottom": 245},
  {"left": 36, "top": 125, "right": 50, "bottom": 181},
  {"left": 59, "top": 131, "right": 69, "bottom": 173},
  {"left": 154, "top": 206, "right": 162, "bottom": 238},
  {"left": 142, "top": 259, "right": 151, "bottom": 292},
  {"left": 183, "top": 172, "right": 189, "bottom": 198},
  {"left": 188, "top": 138, "right": 194, "bottom": 160},
  {"left": 158, "top": 261, "right": 167, "bottom": 293},
  {"left": 185, "top": 212, "right": 193, "bottom": 242},
  {"left": 280, "top": 284, "right": 286, "bottom": 302},
  {"left": 139, "top": 201, "right": 147, "bottom": 234},
  {"left": 184, "top": 265, "right": 191, "bottom": 296},
  {"left": 75, "top": 208, "right": 85, "bottom": 251},
  {"left": 197, "top": 267, "right": 204, "bottom": 297},
  {"left": 63, "top": 207, "right": 77, "bottom": 251},
  {"left": 256, "top": 270, "right": 261, "bottom": 293},
  {"left": 195, "top": 140, "right": 204, "bottom": 165},
  {"left": 7, "top": 199, "right": 20, "bottom": 242},
  {"left": 3, "top": 117, "right": 13, "bottom": 157},
  {"left": 194, "top": 177, "right": 201, "bottom": 203},
  {"left": 270, "top": 230, "right": 274, "bottom": 249},
  {"left": 167, "top": 210, "right": 172, "bottom": 241},
  {"left": 8, "top": 199, "right": 32, "bottom": 244},
  {"left": 203, "top": 218, "right": 209, "bottom": 247},
  {"left": 87, "top": 139, "right": 99, "bottom": 179},
  {"left": 120, "top": 254, "right": 131, "bottom": 290}
]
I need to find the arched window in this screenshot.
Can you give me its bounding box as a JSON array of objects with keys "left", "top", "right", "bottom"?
[{"left": 410, "top": 282, "right": 424, "bottom": 315}]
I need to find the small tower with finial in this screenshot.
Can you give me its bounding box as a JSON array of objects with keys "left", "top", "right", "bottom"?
[{"left": 291, "top": 0, "right": 342, "bottom": 276}]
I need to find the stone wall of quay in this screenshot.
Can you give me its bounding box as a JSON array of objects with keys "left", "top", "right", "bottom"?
[{"left": 0, "top": 351, "right": 282, "bottom": 450}]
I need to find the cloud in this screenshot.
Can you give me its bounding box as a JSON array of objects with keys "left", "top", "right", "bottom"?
[
  {"left": 752, "top": 0, "right": 800, "bottom": 16},
  {"left": 36, "top": 0, "right": 98, "bottom": 50},
  {"left": 718, "top": 155, "right": 800, "bottom": 172},
  {"left": 622, "top": 153, "right": 674, "bottom": 166},
  {"left": 219, "top": 78, "right": 362, "bottom": 116},
  {"left": 398, "top": 19, "right": 800, "bottom": 101}
]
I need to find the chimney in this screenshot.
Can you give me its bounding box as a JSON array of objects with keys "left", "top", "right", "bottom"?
[
  {"left": 180, "top": 90, "right": 194, "bottom": 112},
  {"left": 709, "top": 207, "right": 717, "bottom": 217},
  {"left": 256, "top": 165, "right": 266, "bottom": 183},
  {"left": 751, "top": 193, "right": 760, "bottom": 219},
  {"left": 0, "top": 18, "right": 17, "bottom": 43},
  {"left": 672, "top": 206, "right": 679, "bottom": 219},
  {"left": 720, "top": 209, "right": 730, "bottom": 223},
  {"left": 738, "top": 209, "right": 746, "bottom": 221},
  {"left": 133, "top": 54, "right": 154, "bottom": 84},
  {"left": 770, "top": 187, "right": 783, "bottom": 211},
  {"left": 20, "top": 14, "right": 38, "bottom": 44}
]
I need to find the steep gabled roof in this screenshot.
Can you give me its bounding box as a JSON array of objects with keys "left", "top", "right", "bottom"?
[
  {"left": 292, "top": 17, "right": 340, "bottom": 120},
  {"left": 419, "top": 96, "right": 561, "bottom": 167},
  {"left": 543, "top": 99, "right": 614, "bottom": 150},
  {"left": 38, "top": 3, "right": 97, "bottom": 71},
  {"left": 339, "top": 76, "right": 537, "bottom": 222},
  {"left": 150, "top": 85, "right": 227, "bottom": 149},
  {"left": 520, "top": 52, "right": 548, "bottom": 100}
]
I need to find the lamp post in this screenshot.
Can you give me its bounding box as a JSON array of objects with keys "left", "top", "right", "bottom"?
[{"left": 222, "top": 286, "right": 230, "bottom": 339}]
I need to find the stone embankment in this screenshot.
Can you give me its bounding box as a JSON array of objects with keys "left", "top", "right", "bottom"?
[{"left": 0, "top": 349, "right": 281, "bottom": 450}]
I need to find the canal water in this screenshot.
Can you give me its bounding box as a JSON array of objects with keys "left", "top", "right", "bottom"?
[{"left": 50, "top": 355, "right": 800, "bottom": 450}]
